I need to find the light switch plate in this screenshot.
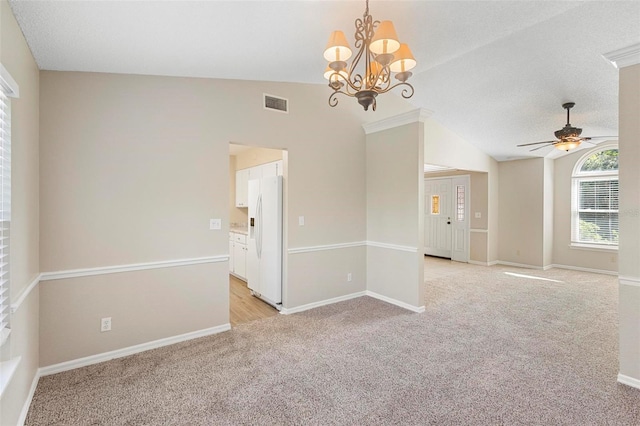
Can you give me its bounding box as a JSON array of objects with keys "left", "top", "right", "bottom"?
[
  {"left": 298, "top": 216, "right": 305, "bottom": 226},
  {"left": 210, "top": 219, "right": 222, "bottom": 230},
  {"left": 474, "top": 212, "right": 481, "bottom": 219}
]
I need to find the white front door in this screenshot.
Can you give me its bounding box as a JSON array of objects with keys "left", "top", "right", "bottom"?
[
  {"left": 424, "top": 178, "right": 452, "bottom": 258},
  {"left": 424, "top": 176, "right": 469, "bottom": 262}
]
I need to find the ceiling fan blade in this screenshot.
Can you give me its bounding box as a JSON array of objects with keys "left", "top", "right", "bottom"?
[
  {"left": 517, "top": 140, "right": 557, "bottom": 147},
  {"left": 582, "top": 136, "right": 618, "bottom": 140},
  {"left": 529, "top": 143, "right": 554, "bottom": 152}
]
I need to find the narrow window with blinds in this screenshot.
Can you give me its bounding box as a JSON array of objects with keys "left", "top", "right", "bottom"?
[
  {"left": 571, "top": 146, "right": 618, "bottom": 248},
  {"left": 0, "top": 86, "right": 10, "bottom": 345}
]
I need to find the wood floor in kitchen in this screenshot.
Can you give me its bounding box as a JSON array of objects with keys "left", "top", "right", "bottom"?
[{"left": 229, "top": 275, "right": 279, "bottom": 326}]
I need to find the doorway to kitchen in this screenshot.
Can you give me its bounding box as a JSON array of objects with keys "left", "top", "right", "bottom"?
[
  {"left": 228, "top": 143, "right": 285, "bottom": 326},
  {"left": 424, "top": 175, "right": 470, "bottom": 262}
]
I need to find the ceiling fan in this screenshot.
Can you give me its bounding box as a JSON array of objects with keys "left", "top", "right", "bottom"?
[{"left": 517, "top": 102, "right": 616, "bottom": 152}]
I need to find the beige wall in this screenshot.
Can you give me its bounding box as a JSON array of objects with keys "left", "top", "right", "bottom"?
[
  {"left": 234, "top": 146, "right": 283, "bottom": 170},
  {"left": 424, "top": 118, "right": 494, "bottom": 173},
  {"left": 487, "top": 160, "right": 500, "bottom": 263},
  {"left": 367, "top": 122, "right": 425, "bottom": 308},
  {"left": 618, "top": 63, "right": 640, "bottom": 382},
  {"left": 543, "top": 158, "right": 554, "bottom": 267},
  {"left": 498, "top": 158, "right": 545, "bottom": 267},
  {"left": 552, "top": 144, "right": 618, "bottom": 272},
  {"left": 39, "top": 263, "right": 226, "bottom": 366},
  {"left": 38, "top": 71, "right": 394, "bottom": 365},
  {"left": 0, "top": 0, "right": 40, "bottom": 424}
]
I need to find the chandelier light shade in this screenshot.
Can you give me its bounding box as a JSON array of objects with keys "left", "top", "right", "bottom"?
[
  {"left": 324, "top": 31, "right": 353, "bottom": 62},
  {"left": 323, "top": 0, "right": 417, "bottom": 111}
]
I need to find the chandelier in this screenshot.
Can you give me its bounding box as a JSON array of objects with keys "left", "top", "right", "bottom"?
[{"left": 323, "top": 0, "right": 417, "bottom": 111}]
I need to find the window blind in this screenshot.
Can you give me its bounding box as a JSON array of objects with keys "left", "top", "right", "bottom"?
[
  {"left": 0, "top": 88, "right": 10, "bottom": 339},
  {"left": 576, "top": 178, "right": 618, "bottom": 244}
]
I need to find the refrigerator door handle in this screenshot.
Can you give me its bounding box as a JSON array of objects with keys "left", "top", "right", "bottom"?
[{"left": 257, "top": 194, "right": 263, "bottom": 259}]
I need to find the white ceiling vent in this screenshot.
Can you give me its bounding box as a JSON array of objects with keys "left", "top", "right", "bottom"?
[{"left": 263, "top": 94, "right": 288, "bottom": 114}]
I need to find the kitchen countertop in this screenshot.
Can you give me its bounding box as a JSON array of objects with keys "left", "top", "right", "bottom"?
[{"left": 230, "top": 226, "right": 248, "bottom": 235}]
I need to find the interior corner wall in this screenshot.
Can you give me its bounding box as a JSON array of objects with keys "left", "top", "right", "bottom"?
[
  {"left": 618, "top": 63, "right": 640, "bottom": 383},
  {"left": 38, "top": 71, "right": 370, "bottom": 366},
  {"left": 366, "top": 122, "right": 425, "bottom": 309},
  {"left": 0, "top": 0, "right": 40, "bottom": 424},
  {"left": 498, "top": 158, "right": 545, "bottom": 267},
  {"left": 543, "top": 158, "right": 554, "bottom": 268},
  {"left": 552, "top": 146, "right": 618, "bottom": 272}
]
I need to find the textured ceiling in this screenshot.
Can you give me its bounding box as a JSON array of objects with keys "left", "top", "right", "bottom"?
[{"left": 9, "top": 0, "right": 640, "bottom": 162}]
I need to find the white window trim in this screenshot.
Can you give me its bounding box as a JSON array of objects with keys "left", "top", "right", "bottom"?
[
  {"left": 0, "top": 63, "right": 17, "bottom": 350},
  {"left": 570, "top": 143, "right": 619, "bottom": 250}
]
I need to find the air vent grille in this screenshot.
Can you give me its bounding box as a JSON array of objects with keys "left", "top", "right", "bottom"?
[{"left": 264, "top": 94, "right": 288, "bottom": 113}]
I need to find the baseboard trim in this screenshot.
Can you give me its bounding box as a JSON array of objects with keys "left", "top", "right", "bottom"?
[
  {"left": 365, "top": 291, "right": 425, "bottom": 313},
  {"left": 619, "top": 276, "right": 640, "bottom": 287},
  {"left": 10, "top": 274, "right": 41, "bottom": 314},
  {"left": 40, "top": 255, "right": 228, "bottom": 281},
  {"left": 496, "top": 261, "right": 546, "bottom": 270},
  {"left": 552, "top": 264, "right": 618, "bottom": 276},
  {"left": 288, "top": 242, "right": 366, "bottom": 254},
  {"left": 617, "top": 373, "right": 640, "bottom": 389},
  {"left": 39, "top": 324, "right": 231, "bottom": 376},
  {"left": 18, "top": 369, "right": 40, "bottom": 426},
  {"left": 280, "top": 291, "right": 367, "bottom": 315},
  {"left": 468, "top": 260, "right": 493, "bottom": 266}
]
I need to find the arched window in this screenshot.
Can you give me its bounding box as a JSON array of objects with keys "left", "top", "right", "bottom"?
[{"left": 571, "top": 145, "right": 619, "bottom": 248}]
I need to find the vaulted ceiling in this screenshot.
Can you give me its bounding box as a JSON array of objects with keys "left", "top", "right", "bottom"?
[{"left": 9, "top": 1, "right": 640, "bottom": 161}]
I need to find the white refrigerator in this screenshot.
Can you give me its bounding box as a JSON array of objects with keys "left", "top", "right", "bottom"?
[{"left": 247, "top": 175, "right": 283, "bottom": 309}]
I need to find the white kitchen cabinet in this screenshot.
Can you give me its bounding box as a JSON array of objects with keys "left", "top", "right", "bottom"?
[
  {"left": 248, "top": 165, "right": 262, "bottom": 181},
  {"left": 235, "top": 169, "right": 249, "bottom": 207},
  {"left": 229, "top": 232, "right": 247, "bottom": 280},
  {"left": 261, "top": 161, "right": 277, "bottom": 178},
  {"left": 235, "top": 161, "right": 283, "bottom": 208},
  {"left": 233, "top": 241, "right": 246, "bottom": 278}
]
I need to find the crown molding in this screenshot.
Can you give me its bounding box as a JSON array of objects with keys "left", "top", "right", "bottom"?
[
  {"left": 362, "top": 108, "right": 433, "bottom": 135},
  {"left": 603, "top": 43, "right": 640, "bottom": 69}
]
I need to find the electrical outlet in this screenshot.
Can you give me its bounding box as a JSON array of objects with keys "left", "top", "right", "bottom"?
[
  {"left": 347, "top": 273, "right": 352, "bottom": 282},
  {"left": 298, "top": 216, "right": 305, "bottom": 226},
  {"left": 101, "top": 317, "right": 112, "bottom": 332},
  {"left": 516, "top": 249, "right": 521, "bottom": 256}
]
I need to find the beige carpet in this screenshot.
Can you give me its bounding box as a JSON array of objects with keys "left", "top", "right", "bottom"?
[{"left": 26, "top": 260, "right": 640, "bottom": 425}]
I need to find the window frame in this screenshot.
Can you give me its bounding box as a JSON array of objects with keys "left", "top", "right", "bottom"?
[
  {"left": 0, "top": 64, "right": 18, "bottom": 349},
  {"left": 570, "top": 143, "right": 619, "bottom": 251}
]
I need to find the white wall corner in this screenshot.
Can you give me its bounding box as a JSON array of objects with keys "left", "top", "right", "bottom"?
[
  {"left": 603, "top": 43, "right": 640, "bottom": 69},
  {"left": 362, "top": 108, "right": 433, "bottom": 135}
]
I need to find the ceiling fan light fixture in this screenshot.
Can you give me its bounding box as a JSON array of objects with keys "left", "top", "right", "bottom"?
[
  {"left": 323, "top": 0, "right": 417, "bottom": 111},
  {"left": 555, "top": 139, "right": 582, "bottom": 152}
]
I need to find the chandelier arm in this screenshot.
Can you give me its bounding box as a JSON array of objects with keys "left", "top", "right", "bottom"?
[{"left": 372, "top": 81, "right": 415, "bottom": 98}]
